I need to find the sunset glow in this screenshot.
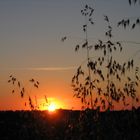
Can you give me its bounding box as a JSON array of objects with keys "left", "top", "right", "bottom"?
[
  {"left": 48, "top": 103, "right": 56, "bottom": 112},
  {"left": 38, "top": 97, "right": 65, "bottom": 111}
]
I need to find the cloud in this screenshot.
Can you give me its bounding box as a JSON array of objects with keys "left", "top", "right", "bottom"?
[{"left": 14, "top": 66, "right": 77, "bottom": 71}]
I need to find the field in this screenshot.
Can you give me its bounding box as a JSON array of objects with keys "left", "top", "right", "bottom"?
[{"left": 0, "top": 108, "right": 140, "bottom": 140}]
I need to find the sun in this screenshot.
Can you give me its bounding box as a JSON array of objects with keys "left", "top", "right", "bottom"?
[
  {"left": 39, "top": 97, "right": 65, "bottom": 111},
  {"left": 48, "top": 103, "right": 56, "bottom": 112}
]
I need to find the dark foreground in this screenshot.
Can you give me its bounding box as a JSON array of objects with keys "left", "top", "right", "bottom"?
[{"left": 0, "top": 108, "right": 140, "bottom": 140}]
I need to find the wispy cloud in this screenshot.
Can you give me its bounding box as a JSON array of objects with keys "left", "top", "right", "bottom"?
[
  {"left": 26, "top": 66, "right": 77, "bottom": 71},
  {"left": 3, "top": 66, "right": 77, "bottom": 71}
]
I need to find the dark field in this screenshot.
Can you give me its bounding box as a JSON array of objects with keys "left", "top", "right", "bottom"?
[{"left": 0, "top": 108, "right": 140, "bottom": 140}]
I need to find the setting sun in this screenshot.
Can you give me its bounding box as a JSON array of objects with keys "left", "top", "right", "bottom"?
[
  {"left": 39, "top": 97, "right": 65, "bottom": 111},
  {"left": 48, "top": 103, "right": 56, "bottom": 112}
]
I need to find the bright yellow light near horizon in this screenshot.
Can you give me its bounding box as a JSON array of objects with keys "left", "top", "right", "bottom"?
[
  {"left": 39, "top": 97, "right": 65, "bottom": 111},
  {"left": 48, "top": 103, "right": 56, "bottom": 112}
]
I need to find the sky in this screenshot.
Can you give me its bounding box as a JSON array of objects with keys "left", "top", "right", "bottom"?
[{"left": 0, "top": 0, "right": 140, "bottom": 110}]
